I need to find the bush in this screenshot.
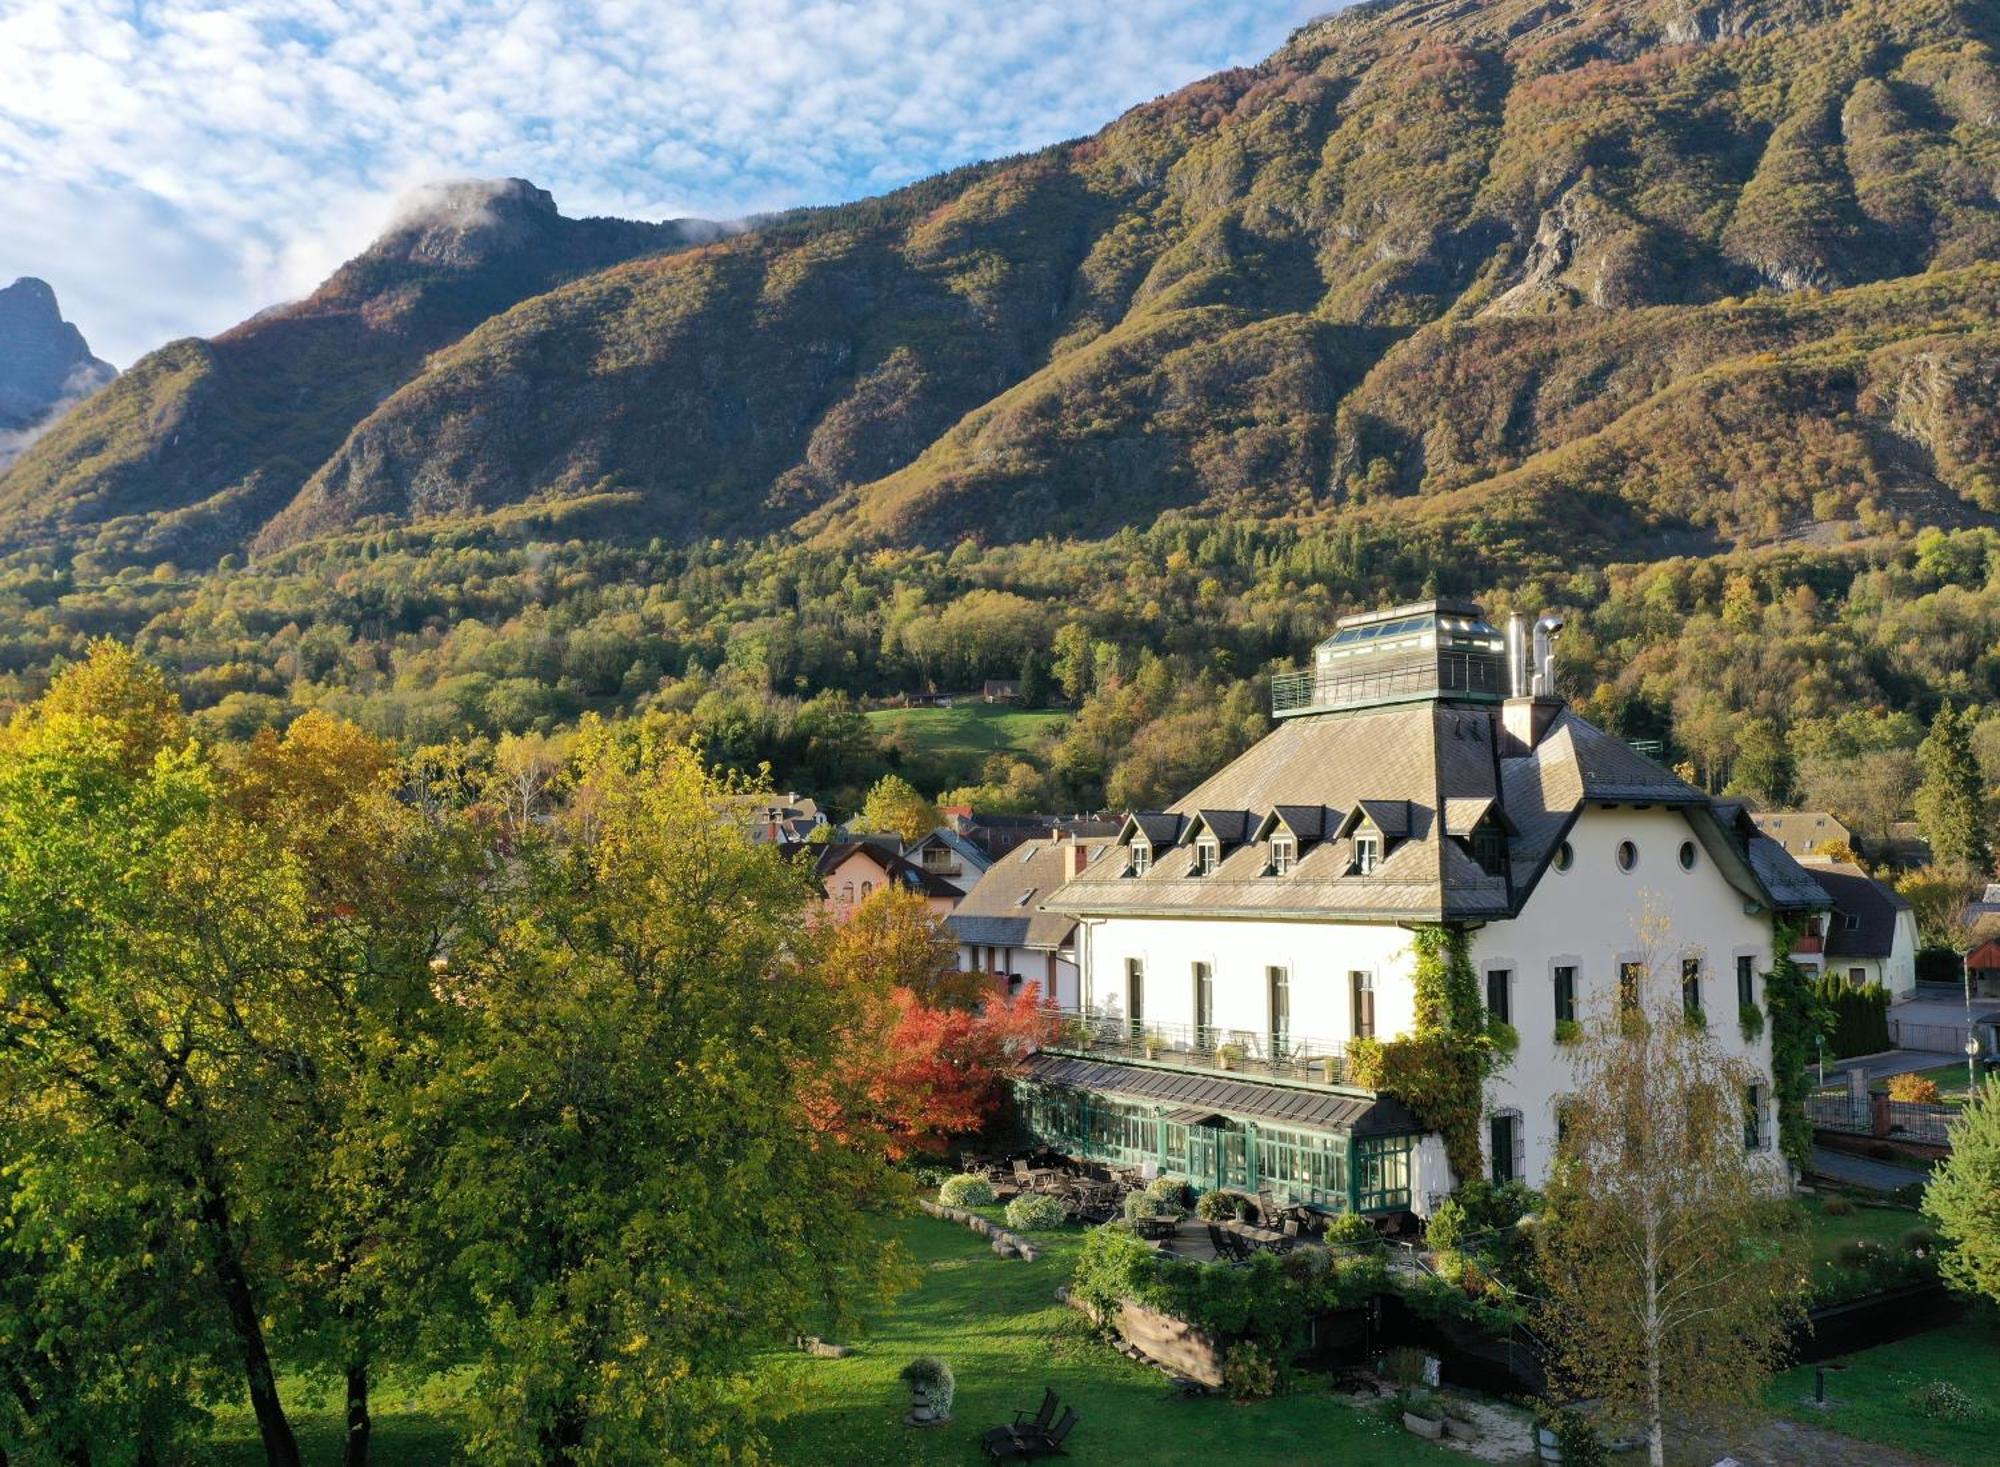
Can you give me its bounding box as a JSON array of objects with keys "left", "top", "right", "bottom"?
[
  {"left": 1004, "top": 1193, "right": 1068, "bottom": 1231},
  {"left": 1381, "top": 1345, "right": 1429, "bottom": 1390},
  {"left": 1542, "top": 1406, "right": 1610, "bottom": 1467},
  {"left": 1069, "top": 1226, "right": 1157, "bottom": 1319},
  {"left": 1888, "top": 1073, "right": 1943, "bottom": 1104},
  {"left": 1324, "top": 1212, "right": 1384, "bottom": 1254},
  {"left": 1820, "top": 1195, "right": 1855, "bottom": 1216},
  {"left": 1834, "top": 1238, "right": 1885, "bottom": 1270},
  {"left": 1196, "top": 1189, "right": 1247, "bottom": 1222},
  {"left": 1739, "top": 1002, "right": 1765, "bottom": 1042},
  {"left": 1145, "top": 1175, "right": 1193, "bottom": 1209},
  {"left": 1905, "top": 1378, "right": 1978, "bottom": 1422},
  {"left": 1902, "top": 1225, "right": 1942, "bottom": 1254},
  {"left": 1123, "top": 1189, "right": 1180, "bottom": 1221},
  {"left": 1554, "top": 1018, "right": 1582, "bottom": 1045},
  {"left": 938, "top": 1173, "right": 995, "bottom": 1207},
  {"left": 900, "top": 1356, "right": 955, "bottom": 1414},
  {"left": 1222, "top": 1341, "right": 1279, "bottom": 1401},
  {"left": 1281, "top": 1243, "right": 1331, "bottom": 1282}
]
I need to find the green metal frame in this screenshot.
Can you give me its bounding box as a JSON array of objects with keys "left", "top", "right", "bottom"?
[{"left": 1015, "top": 1079, "right": 1416, "bottom": 1214}]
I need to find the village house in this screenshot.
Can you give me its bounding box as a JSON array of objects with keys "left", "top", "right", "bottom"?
[
  {"left": 1022, "top": 598, "right": 1825, "bottom": 1216},
  {"left": 1800, "top": 860, "right": 1918, "bottom": 996},
  {"left": 1751, "top": 809, "right": 1856, "bottom": 859},
  {"left": 737, "top": 792, "right": 830, "bottom": 844},
  {"left": 785, "top": 838, "right": 962, "bottom": 922},
  {"left": 946, "top": 834, "right": 1102, "bottom": 1011},
  {"left": 907, "top": 827, "right": 994, "bottom": 896}
]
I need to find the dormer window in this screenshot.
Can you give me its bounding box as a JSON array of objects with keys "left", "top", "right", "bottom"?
[
  {"left": 1470, "top": 822, "right": 1507, "bottom": 876},
  {"left": 1130, "top": 841, "right": 1151, "bottom": 876},
  {"left": 1270, "top": 835, "right": 1295, "bottom": 875},
  {"left": 1193, "top": 838, "right": 1219, "bottom": 877},
  {"left": 1353, "top": 833, "right": 1381, "bottom": 875}
]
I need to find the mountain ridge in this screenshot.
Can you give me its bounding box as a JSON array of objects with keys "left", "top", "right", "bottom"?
[
  {"left": 0, "top": 277, "right": 117, "bottom": 470},
  {"left": 4, "top": 0, "right": 1999, "bottom": 568}
]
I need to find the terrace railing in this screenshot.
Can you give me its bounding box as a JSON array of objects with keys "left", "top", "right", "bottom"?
[
  {"left": 1807, "top": 1088, "right": 1955, "bottom": 1146},
  {"left": 1048, "top": 1013, "right": 1349, "bottom": 1087},
  {"left": 1271, "top": 650, "right": 1504, "bottom": 717}
]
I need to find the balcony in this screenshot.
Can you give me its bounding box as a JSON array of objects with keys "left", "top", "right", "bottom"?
[
  {"left": 1047, "top": 1014, "right": 1351, "bottom": 1087},
  {"left": 1271, "top": 649, "right": 1505, "bottom": 718}
]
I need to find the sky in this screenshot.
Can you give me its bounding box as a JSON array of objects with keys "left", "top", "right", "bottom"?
[{"left": 0, "top": 0, "right": 1328, "bottom": 367}]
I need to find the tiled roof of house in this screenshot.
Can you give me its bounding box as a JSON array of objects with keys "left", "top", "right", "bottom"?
[
  {"left": 1048, "top": 702, "right": 1825, "bottom": 924},
  {"left": 1751, "top": 810, "right": 1855, "bottom": 854},
  {"left": 1024, "top": 1053, "right": 1421, "bottom": 1136},
  {"left": 1810, "top": 861, "right": 1912, "bottom": 959},
  {"left": 947, "top": 837, "right": 1101, "bottom": 951}
]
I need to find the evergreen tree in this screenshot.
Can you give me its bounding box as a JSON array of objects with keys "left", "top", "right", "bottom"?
[{"left": 1915, "top": 702, "right": 1992, "bottom": 875}]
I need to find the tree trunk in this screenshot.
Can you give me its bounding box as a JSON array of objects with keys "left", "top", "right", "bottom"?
[
  {"left": 1645, "top": 1238, "right": 1665, "bottom": 1467},
  {"left": 194, "top": 1151, "right": 301, "bottom": 1467},
  {"left": 344, "top": 1362, "right": 371, "bottom": 1467}
]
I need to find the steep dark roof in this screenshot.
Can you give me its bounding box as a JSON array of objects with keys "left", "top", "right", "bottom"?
[
  {"left": 1025, "top": 1053, "right": 1422, "bottom": 1137},
  {"left": 1812, "top": 861, "right": 1912, "bottom": 959},
  {"left": 1191, "top": 808, "right": 1256, "bottom": 846},
  {"left": 947, "top": 837, "right": 1099, "bottom": 952},
  {"left": 1125, "top": 812, "right": 1187, "bottom": 846},
  {"left": 1050, "top": 700, "right": 1824, "bottom": 923},
  {"left": 1266, "top": 804, "right": 1335, "bottom": 842},
  {"left": 787, "top": 840, "right": 962, "bottom": 899}
]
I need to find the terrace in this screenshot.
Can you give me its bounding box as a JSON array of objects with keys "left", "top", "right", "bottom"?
[{"left": 1047, "top": 1013, "right": 1351, "bottom": 1087}]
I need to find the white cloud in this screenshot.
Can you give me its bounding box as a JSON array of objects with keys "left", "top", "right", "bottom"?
[{"left": 0, "top": 0, "right": 1326, "bottom": 366}]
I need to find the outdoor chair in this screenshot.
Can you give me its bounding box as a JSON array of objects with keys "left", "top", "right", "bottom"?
[
  {"left": 1011, "top": 1387, "right": 1059, "bottom": 1434},
  {"left": 984, "top": 1406, "right": 1079, "bottom": 1460}
]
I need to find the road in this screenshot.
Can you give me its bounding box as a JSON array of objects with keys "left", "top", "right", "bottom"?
[{"left": 1809, "top": 1145, "right": 1932, "bottom": 1192}]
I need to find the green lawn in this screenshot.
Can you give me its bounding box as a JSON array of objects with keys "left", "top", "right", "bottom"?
[
  {"left": 207, "top": 1372, "right": 465, "bottom": 1465},
  {"left": 1872, "top": 1063, "right": 1981, "bottom": 1103},
  {"left": 1802, "top": 1195, "right": 1925, "bottom": 1269},
  {"left": 1770, "top": 1314, "right": 2000, "bottom": 1466},
  {"left": 866, "top": 703, "right": 1069, "bottom": 791},
  {"left": 757, "top": 1212, "right": 1459, "bottom": 1466}
]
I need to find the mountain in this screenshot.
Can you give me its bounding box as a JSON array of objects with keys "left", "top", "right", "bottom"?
[
  {"left": 0, "top": 180, "right": 729, "bottom": 564},
  {"left": 5, "top": 0, "right": 2000, "bottom": 570},
  {"left": 0, "top": 278, "right": 116, "bottom": 470}
]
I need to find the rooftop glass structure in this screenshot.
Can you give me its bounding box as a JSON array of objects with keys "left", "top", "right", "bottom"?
[{"left": 1272, "top": 598, "right": 1506, "bottom": 717}]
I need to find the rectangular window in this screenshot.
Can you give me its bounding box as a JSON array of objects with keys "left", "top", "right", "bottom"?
[
  {"left": 1619, "top": 961, "right": 1645, "bottom": 1017},
  {"left": 1194, "top": 839, "right": 1218, "bottom": 877},
  {"left": 1682, "top": 957, "right": 1703, "bottom": 1023},
  {"left": 1130, "top": 841, "right": 1150, "bottom": 876},
  {"left": 1193, "top": 962, "right": 1214, "bottom": 1045},
  {"left": 1471, "top": 823, "right": 1507, "bottom": 876},
  {"left": 1736, "top": 954, "right": 1755, "bottom": 1010},
  {"left": 1270, "top": 836, "right": 1295, "bottom": 875},
  {"left": 1126, "top": 958, "right": 1144, "bottom": 1035},
  {"left": 1354, "top": 833, "right": 1381, "bottom": 875},
  {"left": 1744, "top": 1083, "right": 1765, "bottom": 1152},
  {"left": 1489, "top": 1113, "right": 1519, "bottom": 1184},
  {"left": 1269, "top": 966, "right": 1291, "bottom": 1055},
  {"left": 1553, "top": 965, "right": 1577, "bottom": 1028},
  {"left": 1849, "top": 967, "right": 1867, "bottom": 987},
  {"left": 1485, "top": 968, "right": 1511, "bottom": 1026},
  {"left": 1350, "top": 971, "right": 1375, "bottom": 1039}
]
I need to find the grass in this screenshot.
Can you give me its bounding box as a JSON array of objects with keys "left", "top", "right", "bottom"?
[
  {"left": 1770, "top": 1314, "right": 2000, "bottom": 1466},
  {"left": 1801, "top": 1194, "right": 1926, "bottom": 1270},
  {"left": 1872, "top": 1063, "right": 1980, "bottom": 1103},
  {"left": 755, "top": 1211, "right": 1459, "bottom": 1466},
  {"left": 207, "top": 1372, "right": 466, "bottom": 1465},
  {"left": 865, "top": 702, "right": 1070, "bottom": 790}
]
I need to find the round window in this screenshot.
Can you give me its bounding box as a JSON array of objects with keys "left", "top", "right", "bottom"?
[
  {"left": 1679, "top": 840, "right": 1698, "bottom": 871},
  {"left": 1553, "top": 841, "right": 1573, "bottom": 872},
  {"left": 1617, "top": 840, "right": 1638, "bottom": 872}
]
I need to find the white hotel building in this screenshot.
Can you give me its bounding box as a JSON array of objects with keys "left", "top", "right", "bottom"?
[{"left": 1019, "top": 598, "right": 1825, "bottom": 1216}]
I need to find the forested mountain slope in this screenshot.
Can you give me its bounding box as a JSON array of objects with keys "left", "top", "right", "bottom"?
[
  {"left": 4, "top": 0, "right": 1998, "bottom": 568},
  {"left": 0, "top": 181, "right": 725, "bottom": 564}
]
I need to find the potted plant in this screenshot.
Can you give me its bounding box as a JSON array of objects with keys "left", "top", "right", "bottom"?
[
  {"left": 900, "top": 1356, "right": 954, "bottom": 1427},
  {"left": 1382, "top": 1346, "right": 1439, "bottom": 1438},
  {"left": 1443, "top": 1402, "right": 1480, "bottom": 1443},
  {"left": 1215, "top": 1040, "right": 1246, "bottom": 1072},
  {"left": 1142, "top": 1028, "right": 1166, "bottom": 1060}
]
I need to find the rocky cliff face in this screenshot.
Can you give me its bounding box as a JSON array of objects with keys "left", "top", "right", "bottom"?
[
  {"left": 4, "top": 0, "right": 1999, "bottom": 567},
  {"left": 0, "top": 278, "right": 116, "bottom": 468}
]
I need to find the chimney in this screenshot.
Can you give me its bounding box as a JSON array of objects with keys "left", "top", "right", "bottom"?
[
  {"left": 1062, "top": 840, "right": 1090, "bottom": 880},
  {"left": 1499, "top": 609, "right": 1565, "bottom": 755}
]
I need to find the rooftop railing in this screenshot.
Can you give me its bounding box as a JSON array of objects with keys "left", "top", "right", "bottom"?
[
  {"left": 1272, "top": 650, "right": 1504, "bottom": 717},
  {"left": 1047, "top": 1013, "right": 1351, "bottom": 1087}
]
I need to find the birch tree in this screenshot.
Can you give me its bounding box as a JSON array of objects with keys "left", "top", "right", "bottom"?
[{"left": 1533, "top": 937, "right": 1806, "bottom": 1466}]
